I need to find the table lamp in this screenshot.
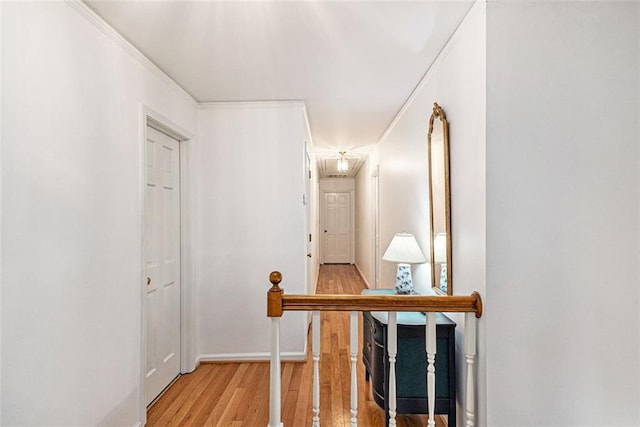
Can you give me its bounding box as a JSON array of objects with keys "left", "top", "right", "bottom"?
[
  {"left": 434, "top": 233, "right": 447, "bottom": 292},
  {"left": 382, "top": 233, "right": 427, "bottom": 294}
]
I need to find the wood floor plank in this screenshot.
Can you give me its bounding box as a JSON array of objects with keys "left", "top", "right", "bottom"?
[
  {"left": 170, "top": 365, "right": 232, "bottom": 426},
  {"left": 292, "top": 359, "right": 311, "bottom": 425},
  {"left": 202, "top": 363, "right": 249, "bottom": 425},
  {"left": 149, "top": 364, "right": 216, "bottom": 426},
  {"left": 147, "top": 264, "right": 447, "bottom": 426},
  {"left": 185, "top": 364, "right": 239, "bottom": 426},
  {"left": 215, "top": 388, "right": 247, "bottom": 426},
  {"left": 232, "top": 363, "right": 263, "bottom": 423},
  {"left": 236, "top": 364, "right": 269, "bottom": 426}
]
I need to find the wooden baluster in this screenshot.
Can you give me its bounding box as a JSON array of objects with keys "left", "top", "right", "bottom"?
[
  {"left": 312, "top": 310, "right": 321, "bottom": 427},
  {"left": 388, "top": 312, "right": 397, "bottom": 427},
  {"left": 350, "top": 311, "right": 358, "bottom": 426},
  {"left": 426, "top": 312, "right": 436, "bottom": 427},
  {"left": 269, "top": 317, "right": 282, "bottom": 427},
  {"left": 465, "top": 312, "right": 477, "bottom": 427}
]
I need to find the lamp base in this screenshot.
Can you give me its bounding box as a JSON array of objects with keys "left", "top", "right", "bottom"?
[
  {"left": 440, "top": 263, "right": 448, "bottom": 293},
  {"left": 395, "top": 263, "right": 413, "bottom": 294}
]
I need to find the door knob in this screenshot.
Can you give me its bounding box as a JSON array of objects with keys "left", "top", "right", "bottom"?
[
  {"left": 307, "top": 253, "right": 312, "bottom": 258},
  {"left": 324, "top": 230, "right": 327, "bottom": 233},
  {"left": 146, "top": 277, "right": 151, "bottom": 286}
]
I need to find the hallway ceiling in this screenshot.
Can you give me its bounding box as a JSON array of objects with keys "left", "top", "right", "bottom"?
[{"left": 84, "top": 0, "right": 474, "bottom": 177}]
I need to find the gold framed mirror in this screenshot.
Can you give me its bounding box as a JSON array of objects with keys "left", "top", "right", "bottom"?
[{"left": 427, "top": 102, "right": 452, "bottom": 295}]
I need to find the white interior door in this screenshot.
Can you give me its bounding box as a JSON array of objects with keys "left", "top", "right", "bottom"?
[
  {"left": 323, "top": 192, "right": 351, "bottom": 263},
  {"left": 145, "top": 125, "right": 181, "bottom": 405}
]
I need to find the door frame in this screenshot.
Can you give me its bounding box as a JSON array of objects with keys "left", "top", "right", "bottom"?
[
  {"left": 139, "top": 105, "right": 195, "bottom": 421},
  {"left": 304, "top": 141, "right": 313, "bottom": 293},
  {"left": 371, "top": 165, "right": 380, "bottom": 288}
]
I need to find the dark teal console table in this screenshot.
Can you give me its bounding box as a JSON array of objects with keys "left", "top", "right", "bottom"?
[{"left": 361, "top": 289, "right": 456, "bottom": 426}]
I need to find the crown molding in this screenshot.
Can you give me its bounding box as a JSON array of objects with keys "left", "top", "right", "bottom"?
[
  {"left": 66, "top": 1, "right": 197, "bottom": 107},
  {"left": 198, "top": 100, "right": 306, "bottom": 110},
  {"left": 377, "top": 0, "right": 481, "bottom": 146}
]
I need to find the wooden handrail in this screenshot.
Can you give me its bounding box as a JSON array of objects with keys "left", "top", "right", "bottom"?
[
  {"left": 267, "top": 271, "right": 482, "bottom": 318},
  {"left": 267, "top": 270, "right": 482, "bottom": 427}
]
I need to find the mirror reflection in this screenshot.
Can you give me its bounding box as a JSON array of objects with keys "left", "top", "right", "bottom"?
[{"left": 427, "top": 102, "right": 452, "bottom": 294}]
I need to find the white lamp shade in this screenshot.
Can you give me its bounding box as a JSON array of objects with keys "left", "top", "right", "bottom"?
[
  {"left": 434, "top": 233, "right": 447, "bottom": 263},
  {"left": 382, "top": 233, "right": 427, "bottom": 264}
]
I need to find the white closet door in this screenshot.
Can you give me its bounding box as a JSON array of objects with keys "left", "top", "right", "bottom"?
[
  {"left": 145, "top": 126, "right": 181, "bottom": 405},
  {"left": 323, "top": 192, "right": 351, "bottom": 263}
]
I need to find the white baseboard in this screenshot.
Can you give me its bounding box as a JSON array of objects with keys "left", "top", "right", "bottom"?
[
  {"left": 132, "top": 423, "right": 142, "bottom": 427},
  {"left": 354, "top": 263, "right": 372, "bottom": 289},
  {"left": 198, "top": 351, "right": 307, "bottom": 363}
]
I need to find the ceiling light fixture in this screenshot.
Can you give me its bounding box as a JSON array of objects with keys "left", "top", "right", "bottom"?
[{"left": 337, "top": 151, "right": 349, "bottom": 173}]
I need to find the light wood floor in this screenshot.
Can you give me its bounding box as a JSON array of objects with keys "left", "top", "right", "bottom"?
[{"left": 147, "top": 264, "right": 447, "bottom": 426}]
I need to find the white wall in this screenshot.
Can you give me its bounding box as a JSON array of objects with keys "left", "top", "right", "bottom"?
[
  {"left": 1, "top": 2, "right": 197, "bottom": 426},
  {"left": 358, "top": 2, "right": 640, "bottom": 425},
  {"left": 355, "top": 156, "right": 376, "bottom": 287},
  {"left": 485, "top": 2, "right": 640, "bottom": 425},
  {"left": 196, "top": 102, "right": 308, "bottom": 360},
  {"left": 355, "top": 1, "right": 486, "bottom": 421},
  {"left": 355, "top": 2, "right": 487, "bottom": 424},
  {"left": 3, "top": 3, "right": 315, "bottom": 423}
]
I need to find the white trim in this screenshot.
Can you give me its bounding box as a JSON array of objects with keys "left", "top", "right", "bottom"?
[
  {"left": 0, "top": 0, "right": 3, "bottom": 419},
  {"left": 0, "top": 1, "right": 3, "bottom": 422},
  {"left": 137, "top": 109, "right": 146, "bottom": 427},
  {"left": 65, "top": 0, "right": 196, "bottom": 107},
  {"left": 350, "top": 188, "right": 355, "bottom": 264},
  {"left": 139, "top": 105, "right": 196, "bottom": 426},
  {"left": 178, "top": 133, "right": 198, "bottom": 375},
  {"left": 64, "top": 1, "right": 314, "bottom": 121},
  {"left": 312, "top": 263, "right": 320, "bottom": 295},
  {"left": 145, "top": 110, "right": 193, "bottom": 142},
  {"left": 198, "top": 352, "right": 307, "bottom": 363},
  {"left": 371, "top": 165, "right": 380, "bottom": 288},
  {"left": 198, "top": 100, "right": 306, "bottom": 110},
  {"left": 376, "top": 0, "right": 478, "bottom": 147},
  {"left": 354, "top": 263, "right": 372, "bottom": 289},
  {"left": 301, "top": 103, "right": 314, "bottom": 146}
]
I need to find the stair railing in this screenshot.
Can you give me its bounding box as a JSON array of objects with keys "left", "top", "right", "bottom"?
[{"left": 266, "top": 271, "right": 483, "bottom": 427}]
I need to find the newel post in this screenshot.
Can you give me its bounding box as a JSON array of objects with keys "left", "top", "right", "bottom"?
[{"left": 268, "top": 271, "right": 284, "bottom": 427}]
